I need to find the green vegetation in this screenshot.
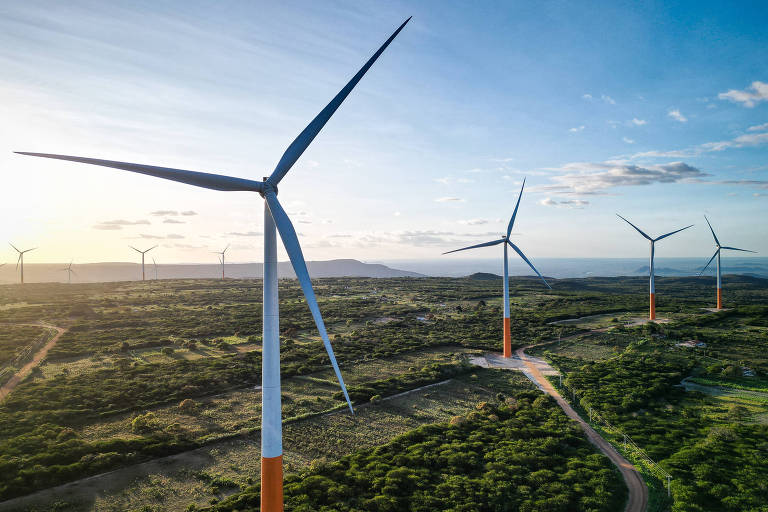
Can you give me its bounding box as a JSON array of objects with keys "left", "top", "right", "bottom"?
[
  {"left": 214, "top": 383, "right": 626, "bottom": 512},
  {"left": 0, "top": 274, "right": 766, "bottom": 510}
]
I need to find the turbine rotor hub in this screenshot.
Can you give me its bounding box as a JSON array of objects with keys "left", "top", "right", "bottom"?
[{"left": 260, "top": 178, "right": 277, "bottom": 198}]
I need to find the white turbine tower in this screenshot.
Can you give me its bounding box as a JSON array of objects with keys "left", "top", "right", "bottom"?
[
  {"left": 62, "top": 260, "right": 76, "bottom": 283},
  {"left": 617, "top": 215, "right": 693, "bottom": 320},
  {"left": 699, "top": 215, "right": 756, "bottom": 310},
  {"left": 214, "top": 244, "right": 229, "bottom": 280},
  {"left": 152, "top": 257, "right": 158, "bottom": 280},
  {"left": 9, "top": 243, "right": 36, "bottom": 284},
  {"left": 443, "top": 179, "right": 550, "bottom": 358},
  {"left": 130, "top": 245, "right": 157, "bottom": 281},
  {"left": 17, "top": 17, "right": 410, "bottom": 512}
]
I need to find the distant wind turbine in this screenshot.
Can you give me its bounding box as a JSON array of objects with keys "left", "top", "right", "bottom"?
[
  {"left": 152, "top": 257, "right": 158, "bottom": 280},
  {"left": 17, "top": 16, "right": 410, "bottom": 512},
  {"left": 62, "top": 260, "right": 76, "bottom": 284},
  {"left": 699, "top": 215, "right": 756, "bottom": 310},
  {"left": 443, "top": 179, "right": 551, "bottom": 358},
  {"left": 9, "top": 243, "right": 36, "bottom": 284},
  {"left": 130, "top": 245, "right": 157, "bottom": 281},
  {"left": 214, "top": 244, "right": 229, "bottom": 279},
  {"left": 617, "top": 214, "right": 693, "bottom": 320}
]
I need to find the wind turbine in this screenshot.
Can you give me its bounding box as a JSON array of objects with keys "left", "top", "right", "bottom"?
[
  {"left": 617, "top": 215, "right": 693, "bottom": 320},
  {"left": 443, "top": 179, "right": 551, "bottom": 358},
  {"left": 62, "top": 260, "right": 76, "bottom": 283},
  {"left": 16, "top": 16, "right": 410, "bottom": 512},
  {"left": 699, "top": 215, "right": 756, "bottom": 310},
  {"left": 9, "top": 243, "right": 36, "bottom": 284},
  {"left": 152, "top": 257, "right": 158, "bottom": 280},
  {"left": 130, "top": 245, "right": 157, "bottom": 281},
  {"left": 214, "top": 244, "right": 229, "bottom": 279}
]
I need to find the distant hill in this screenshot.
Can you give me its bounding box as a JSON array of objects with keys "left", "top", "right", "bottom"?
[
  {"left": 468, "top": 272, "right": 501, "bottom": 280},
  {"left": 0, "top": 259, "right": 424, "bottom": 284}
]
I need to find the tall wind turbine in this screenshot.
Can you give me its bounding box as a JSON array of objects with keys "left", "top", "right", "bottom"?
[
  {"left": 9, "top": 243, "right": 36, "bottom": 284},
  {"left": 214, "top": 244, "right": 229, "bottom": 280},
  {"left": 62, "top": 260, "right": 76, "bottom": 284},
  {"left": 152, "top": 257, "right": 158, "bottom": 280},
  {"left": 699, "top": 215, "right": 756, "bottom": 310},
  {"left": 617, "top": 215, "right": 693, "bottom": 320},
  {"left": 130, "top": 245, "right": 157, "bottom": 281},
  {"left": 443, "top": 179, "right": 551, "bottom": 358},
  {"left": 17, "top": 17, "right": 410, "bottom": 512}
]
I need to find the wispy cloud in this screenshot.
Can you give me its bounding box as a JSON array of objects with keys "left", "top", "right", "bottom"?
[
  {"left": 458, "top": 218, "right": 489, "bottom": 225},
  {"left": 93, "top": 219, "right": 150, "bottom": 230},
  {"left": 747, "top": 122, "right": 768, "bottom": 132},
  {"left": 622, "top": 137, "right": 635, "bottom": 144},
  {"left": 163, "top": 218, "right": 185, "bottom": 224},
  {"left": 151, "top": 210, "right": 178, "bottom": 216},
  {"left": 539, "top": 197, "right": 589, "bottom": 208},
  {"left": 582, "top": 93, "right": 593, "bottom": 100},
  {"left": 434, "top": 197, "right": 465, "bottom": 203},
  {"left": 181, "top": 211, "right": 197, "bottom": 216},
  {"left": 700, "top": 132, "right": 768, "bottom": 152},
  {"left": 631, "top": 118, "right": 647, "bottom": 126},
  {"left": 668, "top": 109, "right": 687, "bottom": 122},
  {"left": 227, "top": 231, "right": 263, "bottom": 237},
  {"left": 601, "top": 94, "right": 616, "bottom": 105},
  {"left": 537, "top": 161, "right": 708, "bottom": 196},
  {"left": 569, "top": 125, "right": 585, "bottom": 133},
  {"left": 718, "top": 81, "right": 768, "bottom": 108},
  {"left": 435, "top": 176, "right": 474, "bottom": 185}
]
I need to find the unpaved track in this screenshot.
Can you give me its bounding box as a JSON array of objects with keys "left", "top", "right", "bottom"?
[
  {"left": 0, "top": 323, "right": 67, "bottom": 402},
  {"left": 515, "top": 344, "right": 648, "bottom": 512}
]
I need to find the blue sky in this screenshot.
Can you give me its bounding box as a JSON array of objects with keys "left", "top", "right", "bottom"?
[{"left": 1, "top": 0, "right": 766, "bottom": 264}]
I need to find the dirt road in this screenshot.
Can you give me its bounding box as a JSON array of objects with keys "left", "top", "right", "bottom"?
[
  {"left": 516, "top": 345, "right": 649, "bottom": 512},
  {"left": 0, "top": 323, "right": 67, "bottom": 402}
]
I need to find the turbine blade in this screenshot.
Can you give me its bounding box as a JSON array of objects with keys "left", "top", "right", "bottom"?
[
  {"left": 267, "top": 17, "right": 411, "bottom": 186},
  {"left": 698, "top": 249, "right": 719, "bottom": 276},
  {"left": 507, "top": 177, "right": 526, "bottom": 238},
  {"left": 264, "top": 191, "right": 353, "bottom": 413},
  {"left": 721, "top": 246, "right": 757, "bottom": 253},
  {"left": 616, "top": 214, "right": 653, "bottom": 241},
  {"left": 442, "top": 238, "right": 505, "bottom": 255},
  {"left": 15, "top": 153, "right": 264, "bottom": 193},
  {"left": 704, "top": 215, "right": 720, "bottom": 246},
  {"left": 147, "top": 245, "right": 158, "bottom": 252},
  {"left": 223, "top": 244, "right": 230, "bottom": 253},
  {"left": 655, "top": 224, "right": 693, "bottom": 241},
  {"left": 507, "top": 240, "right": 551, "bottom": 289},
  {"left": 129, "top": 245, "right": 141, "bottom": 253},
  {"left": 9, "top": 242, "right": 20, "bottom": 253},
  {"left": 16, "top": 254, "right": 21, "bottom": 270}
]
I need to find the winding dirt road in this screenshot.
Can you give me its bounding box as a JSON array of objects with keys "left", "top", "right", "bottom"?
[
  {"left": 516, "top": 345, "right": 648, "bottom": 512},
  {"left": 0, "top": 323, "right": 67, "bottom": 402}
]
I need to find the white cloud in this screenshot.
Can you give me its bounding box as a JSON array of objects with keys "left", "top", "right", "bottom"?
[
  {"left": 718, "top": 81, "right": 768, "bottom": 108},
  {"left": 435, "top": 176, "right": 474, "bottom": 185},
  {"left": 668, "top": 109, "right": 687, "bottom": 122},
  {"left": 623, "top": 137, "right": 635, "bottom": 144},
  {"left": 582, "top": 94, "right": 593, "bottom": 100},
  {"left": 700, "top": 132, "right": 768, "bottom": 152},
  {"left": 539, "top": 197, "right": 589, "bottom": 209},
  {"left": 434, "top": 197, "right": 465, "bottom": 202},
  {"left": 631, "top": 118, "right": 647, "bottom": 126},
  {"left": 601, "top": 94, "right": 616, "bottom": 105},
  {"left": 458, "top": 219, "right": 488, "bottom": 225},
  {"left": 569, "top": 125, "right": 585, "bottom": 133},
  {"left": 227, "top": 231, "right": 263, "bottom": 237},
  {"left": 538, "top": 161, "right": 708, "bottom": 196},
  {"left": 748, "top": 122, "right": 768, "bottom": 132}
]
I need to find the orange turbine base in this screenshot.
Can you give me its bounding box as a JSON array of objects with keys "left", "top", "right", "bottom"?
[
  {"left": 717, "top": 288, "right": 722, "bottom": 310},
  {"left": 649, "top": 293, "right": 656, "bottom": 320},
  {"left": 503, "top": 317, "right": 511, "bottom": 358},
  {"left": 261, "top": 455, "right": 283, "bottom": 512}
]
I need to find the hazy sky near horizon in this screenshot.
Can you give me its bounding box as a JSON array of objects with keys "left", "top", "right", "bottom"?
[{"left": 1, "top": 0, "right": 767, "bottom": 265}]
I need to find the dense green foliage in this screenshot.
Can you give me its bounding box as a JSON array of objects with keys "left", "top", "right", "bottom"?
[{"left": 213, "top": 389, "right": 627, "bottom": 512}]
